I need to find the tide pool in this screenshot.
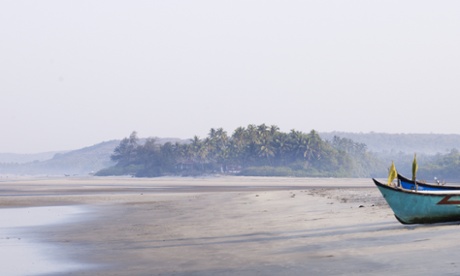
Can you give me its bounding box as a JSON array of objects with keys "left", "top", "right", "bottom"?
[{"left": 0, "top": 206, "right": 87, "bottom": 276}]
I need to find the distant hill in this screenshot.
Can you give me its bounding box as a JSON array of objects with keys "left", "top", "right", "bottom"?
[
  {"left": 0, "top": 137, "right": 188, "bottom": 176},
  {"left": 320, "top": 132, "right": 460, "bottom": 155},
  {"left": 0, "top": 140, "right": 119, "bottom": 175},
  {"left": 0, "top": 151, "right": 65, "bottom": 164}
]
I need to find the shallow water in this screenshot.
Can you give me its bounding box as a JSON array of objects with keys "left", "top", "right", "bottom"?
[{"left": 0, "top": 206, "right": 87, "bottom": 276}]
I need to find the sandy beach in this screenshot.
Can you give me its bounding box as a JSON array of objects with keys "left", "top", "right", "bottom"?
[{"left": 1, "top": 176, "right": 460, "bottom": 275}]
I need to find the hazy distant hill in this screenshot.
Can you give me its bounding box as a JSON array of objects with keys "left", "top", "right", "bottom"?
[
  {"left": 320, "top": 132, "right": 460, "bottom": 155},
  {"left": 0, "top": 137, "right": 188, "bottom": 176},
  {"left": 0, "top": 140, "right": 119, "bottom": 175},
  {"left": 0, "top": 151, "right": 65, "bottom": 164}
]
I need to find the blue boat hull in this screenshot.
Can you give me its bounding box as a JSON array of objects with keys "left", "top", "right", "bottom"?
[
  {"left": 373, "top": 178, "right": 460, "bottom": 224},
  {"left": 398, "top": 174, "right": 460, "bottom": 191}
]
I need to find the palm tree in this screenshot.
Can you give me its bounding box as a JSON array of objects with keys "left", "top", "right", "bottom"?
[
  {"left": 257, "top": 124, "right": 269, "bottom": 139},
  {"left": 289, "top": 130, "right": 308, "bottom": 161},
  {"left": 244, "top": 124, "right": 261, "bottom": 165},
  {"left": 273, "top": 132, "right": 290, "bottom": 166},
  {"left": 269, "top": 125, "right": 280, "bottom": 136},
  {"left": 305, "top": 130, "right": 323, "bottom": 162},
  {"left": 173, "top": 142, "right": 188, "bottom": 172},
  {"left": 258, "top": 136, "right": 275, "bottom": 164},
  {"left": 213, "top": 128, "right": 230, "bottom": 173},
  {"left": 186, "top": 136, "right": 209, "bottom": 172},
  {"left": 230, "top": 127, "right": 246, "bottom": 168},
  {"left": 255, "top": 124, "right": 276, "bottom": 164}
]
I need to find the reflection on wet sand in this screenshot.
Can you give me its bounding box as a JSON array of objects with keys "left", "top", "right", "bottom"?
[{"left": 0, "top": 206, "right": 87, "bottom": 276}]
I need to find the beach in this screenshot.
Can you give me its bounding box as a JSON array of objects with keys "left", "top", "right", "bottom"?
[{"left": 1, "top": 176, "right": 460, "bottom": 275}]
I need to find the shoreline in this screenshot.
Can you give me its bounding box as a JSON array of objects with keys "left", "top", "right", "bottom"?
[
  {"left": 2, "top": 176, "right": 460, "bottom": 275},
  {"left": 0, "top": 205, "right": 89, "bottom": 275}
]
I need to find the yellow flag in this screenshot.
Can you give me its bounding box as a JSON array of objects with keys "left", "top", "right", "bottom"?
[
  {"left": 387, "top": 161, "right": 397, "bottom": 185},
  {"left": 412, "top": 153, "right": 418, "bottom": 181}
]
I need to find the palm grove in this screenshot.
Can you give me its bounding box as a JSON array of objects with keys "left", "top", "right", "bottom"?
[{"left": 96, "top": 124, "right": 383, "bottom": 177}]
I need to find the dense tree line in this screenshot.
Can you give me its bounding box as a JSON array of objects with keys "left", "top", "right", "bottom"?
[
  {"left": 320, "top": 132, "right": 460, "bottom": 155},
  {"left": 388, "top": 149, "right": 460, "bottom": 182},
  {"left": 369, "top": 148, "right": 460, "bottom": 182},
  {"left": 96, "top": 124, "right": 383, "bottom": 177},
  {"left": 422, "top": 149, "right": 460, "bottom": 181}
]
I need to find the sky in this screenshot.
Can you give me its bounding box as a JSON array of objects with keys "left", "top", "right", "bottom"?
[{"left": 1, "top": 1, "right": 460, "bottom": 153}]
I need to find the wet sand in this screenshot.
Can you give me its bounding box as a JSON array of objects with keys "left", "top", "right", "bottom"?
[
  {"left": 0, "top": 206, "right": 87, "bottom": 276},
  {"left": 1, "top": 176, "right": 460, "bottom": 275}
]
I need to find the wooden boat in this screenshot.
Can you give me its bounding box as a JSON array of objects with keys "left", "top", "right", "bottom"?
[
  {"left": 373, "top": 178, "right": 460, "bottom": 224},
  {"left": 397, "top": 173, "right": 460, "bottom": 191}
]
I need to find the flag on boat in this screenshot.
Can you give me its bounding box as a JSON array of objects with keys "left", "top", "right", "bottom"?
[
  {"left": 412, "top": 153, "right": 418, "bottom": 181},
  {"left": 387, "top": 161, "right": 397, "bottom": 185}
]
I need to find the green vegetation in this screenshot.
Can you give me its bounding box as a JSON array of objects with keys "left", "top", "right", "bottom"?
[
  {"left": 366, "top": 149, "right": 460, "bottom": 182},
  {"left": 3, "top": 129, "right": 459, "bottom": 179},
  {"left": 414, "top": 149, "right": 460, "bottom": 182},
  {"left": 320, "top": 132, "right": 460, "bottom": 155},
  {"left": 96, "top": 124, "right": 383, "bottom": 178}
]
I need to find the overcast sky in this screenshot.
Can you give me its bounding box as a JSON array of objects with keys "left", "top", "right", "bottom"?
[{"left": 1, "top": 1, "right": 460, "bottom": 153}]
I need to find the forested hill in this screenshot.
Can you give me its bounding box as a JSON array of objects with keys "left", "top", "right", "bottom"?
[
  {"left": 97, "top": 128, "right": 383, "bottom": 178},
  {"left": 3, "top": 131, "right": 460, "bottom": 177},
  {"left": 320, "top": 132, "right": 460, "bottom": 154}
]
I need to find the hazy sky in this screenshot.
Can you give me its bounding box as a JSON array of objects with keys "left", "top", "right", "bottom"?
[{"left": 2, "top": 1, "right": 460, "bottom": 153}]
